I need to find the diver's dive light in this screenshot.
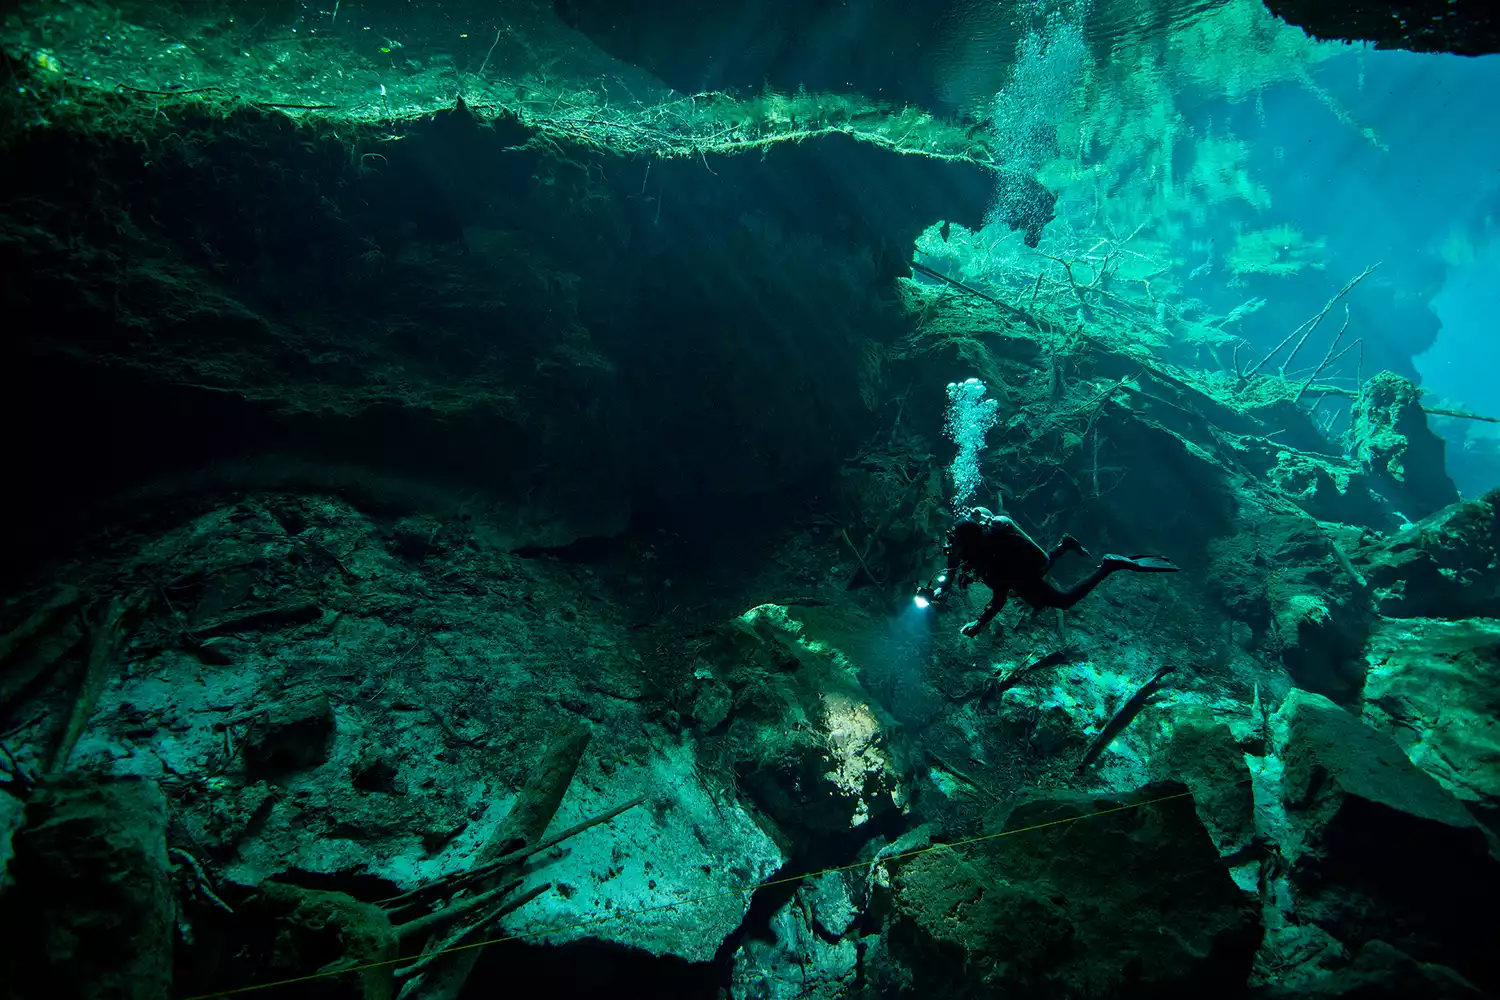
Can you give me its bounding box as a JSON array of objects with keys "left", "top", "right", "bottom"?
[{"left": 914, "top": 572, "right": 951, "bottom": 609}]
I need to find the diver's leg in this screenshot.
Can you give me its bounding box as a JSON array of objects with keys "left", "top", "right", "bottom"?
[
  {"left": 1021, "top": 554, "right": 1178, "bottom": 609},
  {"left": 1045, "top": 535, "right": 1090, "bottom": 571},
  {"left": 1016, "top": 564, "right": 1116, "bottom": 610}
]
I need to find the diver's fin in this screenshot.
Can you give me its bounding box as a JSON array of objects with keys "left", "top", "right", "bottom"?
[{"left": 1104, "top": 554, "right": 1179, "bottom": 573}]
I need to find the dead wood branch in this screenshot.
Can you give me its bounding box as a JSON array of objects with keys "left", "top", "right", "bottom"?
[
  {"left": 1241, "top": 263, "right": 1378, "bottom": 382},
  {"left": 1303, "top": 385, "right": 1500, "bottom": 424},
  {"left": 49, "top": 589, "right": 149, "bottom": 774},
  {"left": 1076, "top": 665, "right": 1175, "bottom": 773}
]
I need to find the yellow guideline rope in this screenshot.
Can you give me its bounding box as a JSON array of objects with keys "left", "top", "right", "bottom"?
[{"left": 182, "top": 788, "right": 1193, "bottom": 999}]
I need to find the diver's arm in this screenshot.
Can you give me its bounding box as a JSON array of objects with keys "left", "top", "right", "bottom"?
[
  {"left": 924, "top": 542, "right": 964, "bottom": 602},
  {"left": 961, "top": 591, "right": 1007, "bottom": 636}
]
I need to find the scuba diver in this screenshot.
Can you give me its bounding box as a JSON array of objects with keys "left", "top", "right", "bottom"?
[{"left": 917, "top": 507, "right": 1178, "bottom": 636}]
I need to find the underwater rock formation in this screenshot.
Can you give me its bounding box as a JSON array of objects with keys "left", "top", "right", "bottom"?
[
  {"left": 0, "top": 63, "right": 1003, "bottom": 577},
  {"left": 1263, "top": 0, "right": 1500, "bottom": 56},
  {"left": 1255, "top": 516, "right": 1372, "bottom": 703},
  {"left": 1278, "top": 690, "right": 1500, "bottom": 994},
  {"left": 1360, "top": 617, "right": 1500, "bottom": 833},
  {"left": 884, "top": 782, "right": 1263, "bottom": 997},
  {"left": 1346, "top": 372, "right": 1461, "bottom": 521},
  {"left": 1250, "top": 939, "right": 1491, "bottom": 999},
  {"left": 1355, "top": 489, "right": 1500, "bottom": 620},
  {"left": 1, "top": 776, "right": 175, "bottom": 999},
  {"left": 695, "top": 604, "right": 911, "bottom": 839}
]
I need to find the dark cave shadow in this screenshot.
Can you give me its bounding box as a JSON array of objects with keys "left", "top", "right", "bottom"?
[{"left": 464, "top": 933, "right": 723, "bottom": 999}]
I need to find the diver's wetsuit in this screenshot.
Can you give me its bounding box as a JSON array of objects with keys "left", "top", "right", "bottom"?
[{"left": 944, "top": 511, "right": 1176, "bottom": 636}]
